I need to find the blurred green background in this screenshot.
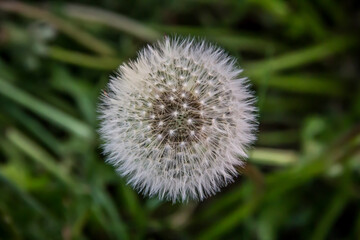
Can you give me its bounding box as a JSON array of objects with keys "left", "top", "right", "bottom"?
[{"left": 0, "top": 0, "right": 359, "bottom": 239}]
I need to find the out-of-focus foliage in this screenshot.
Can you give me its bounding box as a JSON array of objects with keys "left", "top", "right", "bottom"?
[{"left": 0, "top": 1, "right": 359, "bottom": 239}]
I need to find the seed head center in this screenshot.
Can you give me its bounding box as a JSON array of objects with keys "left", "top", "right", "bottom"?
[{"left": 147, "top": 90, "right": 204, "bottom": 146}]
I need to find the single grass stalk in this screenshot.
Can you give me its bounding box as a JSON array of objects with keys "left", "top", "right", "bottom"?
[
  {"left": 246, "top": 36, "right": 356, "bottom": 77},
  {"left": 250, "top": 148, "right": 298, "bottom": 166},
  {"left": 196, "top": 196, "right": 262, "bottom": 240},
  {"left": 0, "top": 172, "right": 52, "bottom": 219},
  {"left": 62, "top": 3, "right": 161, "bottom": 41},
  {"left": 6, "top": 128, "right": 82, "bottom": 193},
  {"left": 0, "top": 1, "right": 115, "bottom": 55},
  {"left": 311, "top": 185, "right": 350, "bottom": 240},
  {"left": 252, "top": 74, "right": 346, "bottom": 96},
  {"left": 154, "top": 25, "right": 280, "bottom": 53},
  {"left": 47, "top": 46, "right": 122, "bottom": 70},
  {"left": 0, "top": 78, "right": 93, "bottom": 139}
]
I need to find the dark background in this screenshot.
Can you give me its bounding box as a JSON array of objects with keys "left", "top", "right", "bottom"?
[{"left": 0, "top": 0, "right": 359, "bottom": 239}]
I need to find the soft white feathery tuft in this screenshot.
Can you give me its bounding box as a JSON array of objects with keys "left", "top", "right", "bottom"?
[{"left": 98, "top": 36, "right": 257, "bottom": 202}]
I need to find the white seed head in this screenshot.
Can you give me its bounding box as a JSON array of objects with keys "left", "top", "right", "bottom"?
[{"left": 98, "top": 37, "right": 257, "bottom": 203}]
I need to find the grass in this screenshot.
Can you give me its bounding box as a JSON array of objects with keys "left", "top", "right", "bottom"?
[{"left": 0, "top": 0, "right": 359, "bottom": 239}]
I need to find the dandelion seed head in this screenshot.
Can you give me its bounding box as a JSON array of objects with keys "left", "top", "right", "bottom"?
[{"left": 99, "top": 36, "right": 257, "bottom": 202}]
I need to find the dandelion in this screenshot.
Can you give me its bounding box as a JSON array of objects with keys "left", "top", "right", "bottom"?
[{"left": 98, "top": 37, "right": 257, "bottom": 202}]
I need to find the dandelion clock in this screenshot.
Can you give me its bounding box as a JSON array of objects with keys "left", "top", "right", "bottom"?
[{"left": 98, "top": 37, "right": 257, "bottom": 202}]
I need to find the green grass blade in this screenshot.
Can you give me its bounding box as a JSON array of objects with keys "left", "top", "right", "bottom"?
[
  {"left": 0, "top": 78, "right": 93, "bottom": 139},
  {"left": 154, "top": 25, "right": 280, "bottom": 53},
  {"left": 91, "top": 187, "right": 129, "bottom": 240},
  {"left": 63, "top": 3, "right": 161, "bottom": 41},
  {"left": 196, "top": 196, "right": 261, "bottom": 240},
  {"left": 249, "top": 148, "right": 299, "bottom": 166},
  {"left": 0, "top": 1, "right": 115, "bottom": 55},
  {"left": 6, "top": 128, "right": 82, "bottom": 193},
  {"left": 252, "top": 74, "right": 346, "bottom": 96},
  {"left": 246, "top": 36, "right": 356, "bottom": 77},
  {"left": 0, "top": 172, "right": 51, "bottom": 218},
  {"left": 311, "top": 190, "right": 350, "bottom": 240},
  {"left": 47, "top": 46, "right": 122, "bottom": 70},
  {"left": 3, "top": 106, "right": 63, "bottom": 155}
]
